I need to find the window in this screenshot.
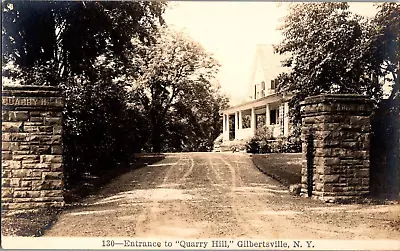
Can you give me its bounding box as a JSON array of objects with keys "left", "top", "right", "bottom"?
[
  {"left": 270, "top": 109, "right": 277, "bottom": 124},
  {"left": 242, "top": 114, "right": 251, "bottom": 128},
  {"left": 271, "top": 80, "right": 276, "bottom": 90}
]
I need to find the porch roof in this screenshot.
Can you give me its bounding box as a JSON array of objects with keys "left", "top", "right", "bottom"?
[{"left": 222, "top": 92, "right": 293, "bottom": 115}]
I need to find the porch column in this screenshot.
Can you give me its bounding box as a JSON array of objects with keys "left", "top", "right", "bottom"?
[
  {"left": 238, "top": 110, "right": 242, "bottom": 129},
  {"left": 222, "top": 113, "right": 226, "bottom": 132},
  {"left": 265, "top": 104, "right": 270, "bottom": 126},
  {"left": 251, "top": 107, "right": 256, "bottom": 133},
  {"left": 234, "top": 112, "right": 238, "bottom": 140},
  {"left": 284, "top": 102, "right": 290, "bottom": 136},
  {"left": 226, "top": 114, "right": 230, "bottom": 134}
]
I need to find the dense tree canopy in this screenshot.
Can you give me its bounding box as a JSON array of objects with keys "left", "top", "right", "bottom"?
[
  {"left": 275, "top": 2, "right": 399, "bottom": 197},
  {"left": 130, "top": 29, "right": 228, "bottom": 152},
  {"left": 2, "top": 1, "right": 228, "bottom": 187},
  {"left": 275, "top": 2, "right": 399, "bottom": 125},
  {"left": 2, "top": 0, "right": 166, "bottom": 84}
]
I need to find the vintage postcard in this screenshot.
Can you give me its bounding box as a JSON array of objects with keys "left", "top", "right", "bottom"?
[{"left": 1, "top": 1, "right": 399, "bottom": 250}]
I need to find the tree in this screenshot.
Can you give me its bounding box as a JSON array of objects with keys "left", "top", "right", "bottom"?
[
  {"left": 276, "top": 2, "right": 399, "bottom": 197},
  {"left": 370, "top": 3, "right": 399, "bottom": 100},
  {"left": 2, "top": 1, "right": 166, "bottom": 187},
  {"left": 368, "top": 3, "right": 399, "bottom": 198},
  {"left": 275, "top": 3, "right": 382, "bottom": 126},
  {"left": 2, "top": 0, "right": 166, "bottom": 84},
  {"left": 130, "top": 29, "right": 226, "bottom": 152}
]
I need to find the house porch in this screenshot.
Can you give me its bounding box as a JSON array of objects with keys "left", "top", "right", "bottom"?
[{"left": 221, "top": 93, "right": 291, "bottom": 142}]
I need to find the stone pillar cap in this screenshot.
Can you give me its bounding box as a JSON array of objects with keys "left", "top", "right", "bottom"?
[
  {"left": 2, "top": 84, "right": 62, "bottom": 97},
  {"left": 300, "top": 94, "right": 375, "bottom": 106}
]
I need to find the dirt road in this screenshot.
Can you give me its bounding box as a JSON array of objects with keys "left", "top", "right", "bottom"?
[{"left": 45, "top": 152, "right": 400, "bottom": 239}]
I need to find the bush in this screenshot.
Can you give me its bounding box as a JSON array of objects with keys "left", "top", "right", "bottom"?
[
  {"left": 246, "top": 138, "right": 260, "bottom": 153},
  {"left": 245, "top": 125, "right": 302, "bottom": 154},
  {"left": 281, "top": 126, "right": 302, "bottom": 153}
]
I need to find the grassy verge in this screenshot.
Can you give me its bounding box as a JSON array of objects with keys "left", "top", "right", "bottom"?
[
  {"left": 64, "top": 155, "right": 165, "bottom": 203},
  {"left": 252, "top": 153, "right": 302, "bottom": 187}
]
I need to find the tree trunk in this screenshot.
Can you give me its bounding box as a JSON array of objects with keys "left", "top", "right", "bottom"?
[
  {"left": 151, "top": 132, "right": 162, "bottom": 153},
  {"left": 150, "top": 119, "right": 163, "bottom": 153}
]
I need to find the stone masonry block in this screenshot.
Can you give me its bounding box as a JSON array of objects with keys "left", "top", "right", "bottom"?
[
  {"left": 2, "top": 188, "right": 13, "bottom": 198},
  {"left": 50, "top": 163, "right": 63, "bottom": 171},
  {"left": 22, "top": 163, "right": 51, "bottom": 170},
  {"left": 31, "top": 180, "right": 43, "bottom": 190},
  {"left": 8, "top": 111, "right": 29, "bottom": 122},
  {"left": 13, "top": 155, "right": 40, "bottom": 162},
  {"left": 42, "top": 172, "right": 63, "bottom": 180},
  {"left": 2, "top": 142, "right": 20, "bottom": 151},
  {"left": 2, "top": 111, "right": 9, "bottom": 121},
  {"left": 2, "top": 170, "right": 11, "bottom": 178},
  {"left": 29, "top": 117, "right": 44, "bottom": 122},
  {"left": 41, "top": 180, "right": 63, "bottom": 190},
  {"left": 44, "top": 117, "right": 62, "bottom": 126},
  {"left": 13, "top": 191, "right": 41, "bottom": 198},
  {"left": 53, "top": 126, "right": 62, "bottom": 135},
  {"left": 51, "top": 145, "right": 63, "bottom": 154},
  {"left": 2, "top": 151, "right": 13, "bottom": 160},
  {"left": 2, "top": 160, "right": 22, "bottom": 169},
  {"left": 39, "top": 135, "right": 61, "bottom": 144},
  {"left": 21, "top": 159, "right": 41, "bottom": 165},
  {"left": 41, "top": 190, "right": 63, "bottom": 197},
  {"left": 2, "top": 122, "right": 23, "bottom": 133},
  {"left": 21, "top": 180, "right": 32, "bottom": 188},
  {"left": 2, "top": 133, "right": 29, "bottom": 142},
  {"left": 355, "top": 168, "right": 369, "bottom": 178},
  {"left": 11, "top": 169, "right": 34, "bottom": 178},
  {"left": 40, "top": 155, "right": 62, "bottom": 163},
  {"left": 324, "top": 174, "right": 340, "bottom": 183}
]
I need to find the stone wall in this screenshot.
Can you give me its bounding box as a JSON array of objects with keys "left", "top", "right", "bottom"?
[
  {"left": 2, "top": 85, "right": 64, "bottom": 212},
  {"left": 300, "top": 94, "right": 374, "bottom": 202}
]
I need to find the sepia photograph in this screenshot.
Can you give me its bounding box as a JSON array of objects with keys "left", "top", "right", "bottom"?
[{"left": 1, "top": 1, "right": 399, "bottom": 249}]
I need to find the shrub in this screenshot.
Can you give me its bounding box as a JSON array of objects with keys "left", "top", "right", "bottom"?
[
  {"left": 245, "top": 125, "right": 302, "bottom": 154},
  {"left": 246, "top": 138, "right": 260, "bottom": 153},
  {"left": 281, "top": 126, "right": 302, "bottom": 153}
]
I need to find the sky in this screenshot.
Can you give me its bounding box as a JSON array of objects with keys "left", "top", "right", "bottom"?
[{"left": 164, "top": 2, "right": 380, "bottom": 105}]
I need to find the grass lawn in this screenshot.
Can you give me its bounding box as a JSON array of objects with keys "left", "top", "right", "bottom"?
[{"left": 252, "top": 153, "right": 302, "bottom": 187}]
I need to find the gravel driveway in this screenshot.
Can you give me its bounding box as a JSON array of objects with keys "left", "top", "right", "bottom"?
[{"left": 45, "top": 152, "right": 400, "bottom": 239}]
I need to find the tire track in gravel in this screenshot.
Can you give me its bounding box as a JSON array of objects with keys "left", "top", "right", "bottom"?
[
  {"left": 217, "top": 155, "right": 253, "bottom": 237},
  {"left": 134, "top": 156, "right": 184, "bottom": 235},
  {"left": 175, "top": 155, "right": 195, "bottom": 185},
  {"left": 207, "top": 154, "right": 253, "bottom": 237},
  {"left": 225, "top": 154, "right": 289, "bottom": 238},
  {"left": 205, "top": 155, "right": 237, "bottom": 236},
  {"left": 134, "top": 154, "right": 196, "bottom": 236}
]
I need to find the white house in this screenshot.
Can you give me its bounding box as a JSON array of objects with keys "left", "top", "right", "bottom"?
[{"left": 221, "top": 45, "right": 292, "bottom": 144}]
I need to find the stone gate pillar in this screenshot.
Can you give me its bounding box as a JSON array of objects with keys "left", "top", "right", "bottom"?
[
  {"left": 2, "top": 85, "right": 64, "bottom": 212},
  {"left": 300, "top": 94, "right": 374, "bottom": 202}
]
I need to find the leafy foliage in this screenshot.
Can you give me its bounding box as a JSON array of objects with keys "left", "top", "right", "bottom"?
[
  {"left": 275, "top": 3, "right": 383, "bottom": 125},
  {"left": 2, "top": 1, "right": 228, "bottom": 186},
  {"left": 2, "top": 1, "right": 166, "bottom": 188},
  {"left": 368, "top": 3, "right": 400, "bottom": 198},
  {"left": 275, "top": 2, "right": 399, "bottom": 197},
  {"left": 2, "top": 1, "right": 166, "bottom": 84},
  {"left": 245, "top": 126, "right": 300, "bottom": 154},
  {"left": 131, "top": 29, "right": 228, "bottom": 152}
]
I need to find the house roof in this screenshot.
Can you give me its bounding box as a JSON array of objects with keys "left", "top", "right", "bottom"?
[{"left": 248, "top": 44, "right": 290, "bottom": 94}]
